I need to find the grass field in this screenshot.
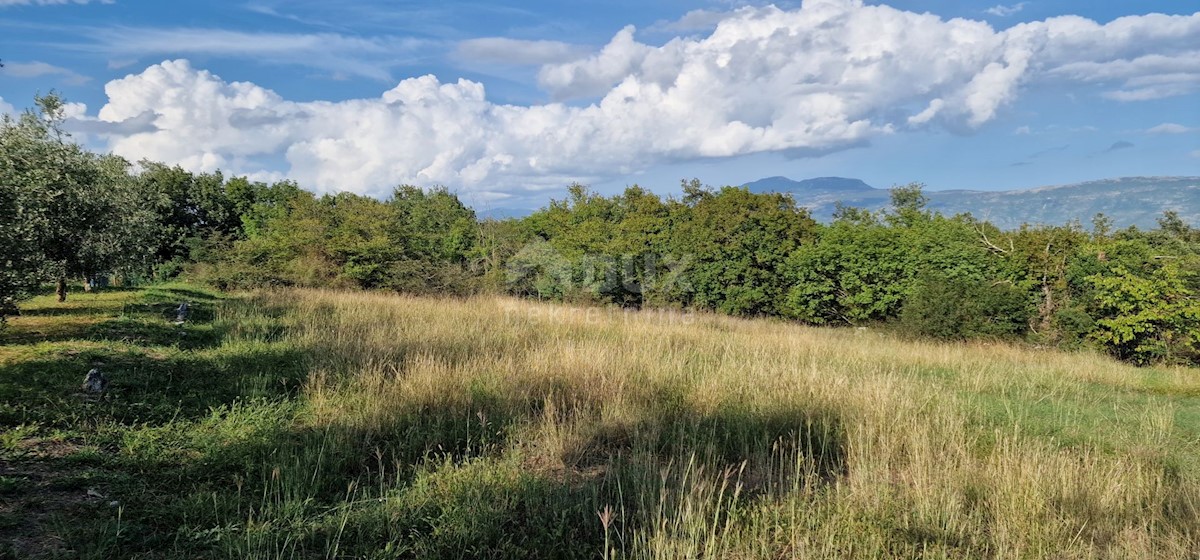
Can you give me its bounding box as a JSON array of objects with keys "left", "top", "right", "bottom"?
[{"left": 1, "top": 285, "right": 1197, "bottom": 558}]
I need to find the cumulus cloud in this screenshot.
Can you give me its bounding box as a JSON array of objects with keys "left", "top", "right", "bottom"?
[
  {"left": 536, "top": 26, "right": 653, "bottom": 100},
  {"left": 83, "top": 1, "right": 1200, "bottom": 197},
  {"left": 65, "top": 110, "right": 158, "bottom": 136},
  {"left": 2, "top": 60, "right": 90, "bottom": 85},
  {"left": 1035, "top": 16, "right": 1200, "bottom": 101}
]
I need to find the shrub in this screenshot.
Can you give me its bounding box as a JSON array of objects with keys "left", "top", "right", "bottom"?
[
  {"left": 1086, "top": 264, "right": 1200, "bottom": 364},
  {"left": 900, "top": 272, "right": 1031, "bottom": 340}
]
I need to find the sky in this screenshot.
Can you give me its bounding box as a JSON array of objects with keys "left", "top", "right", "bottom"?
[{"left": 0, "top": 0, "right": 1197, "bottom": 213}]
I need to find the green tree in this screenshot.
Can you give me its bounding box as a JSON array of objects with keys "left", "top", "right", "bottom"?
[
  {"left": 1086, "top": 263, "right": 1200, "bottom": 364},
  {"left": 137, "top": 163, "right": 243, "bottom": 276},
  {"left": 0, "top": 93, "right": 155, "bottom": 303},
  {"left": 472, "top": 218, "right": 530, "bottom": 292},
  {"left": 783, "top": 187, "right": 997, "bottom": 326},
  {"left": 668, "top": 185, "right": 816, "bottom": 315},
  {"left": 0, "top": 127, "right": 48, "bottom": 323}
]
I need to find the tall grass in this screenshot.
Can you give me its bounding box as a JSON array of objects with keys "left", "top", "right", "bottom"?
[
  {"left": 211, "top": 289, "right": 1199, "bottom": 558},
  {"left": 3, "top": 285, "right": 1195, "bottom": 557}
]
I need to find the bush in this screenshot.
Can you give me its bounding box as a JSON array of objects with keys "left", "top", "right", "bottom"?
[
  {"left": 1049, "top": 306, "right": 1096, "bottom": 348},
  {"left": 1085, "top": 264, "right": 1200, "bottom": 364},
  {"left": 900, "top": 273, "right": 1031, "bottom": 340}
]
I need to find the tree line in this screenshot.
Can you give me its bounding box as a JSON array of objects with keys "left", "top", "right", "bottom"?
[{"left": 3, "top": 94, "right": 1198, "bottom": 365}]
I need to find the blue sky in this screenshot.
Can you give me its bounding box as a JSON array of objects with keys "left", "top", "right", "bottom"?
[{"left": 0, "top": 0, "right": 1197, "bottom": 212}]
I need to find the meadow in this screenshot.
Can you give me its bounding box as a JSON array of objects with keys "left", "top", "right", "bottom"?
[{"left": 1, "top": 284, "right": 1197, "bottom": 558}]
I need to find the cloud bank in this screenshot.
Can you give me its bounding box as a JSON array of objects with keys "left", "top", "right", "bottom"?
[{"left": 84, "top": 0, "right": 1200, "bottom": 197}]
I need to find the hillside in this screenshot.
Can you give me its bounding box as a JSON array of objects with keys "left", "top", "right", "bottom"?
[
  {"left": 1, "top": 285, "right": 1198, "bottom": 558},
  {"left": 745, "top": 176, "right": 1200, "bottom": 228}
]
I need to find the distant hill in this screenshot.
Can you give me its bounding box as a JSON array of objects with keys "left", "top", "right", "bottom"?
[
  {"left": 746, "top": 176, "right": 875, "bottom": 194},
  {"left": 475, "top": 206, "right": 533, "bottom": 220},
  {"left": 743, "top": 176, "right": 1200, "bottom": 229}
]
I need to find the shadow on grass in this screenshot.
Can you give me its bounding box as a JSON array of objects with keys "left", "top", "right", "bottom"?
[
  {"left": 15, "top": 303, "right": 127, "bottom": 318},
  {"left": 4, "top": 288, "right": 854, "bottom": 559},
  {"left": 104, "top": 389, "right": 850, "bottom": 559},
  {"left": 0, "top": 344, "right": 309, "bottom": 429},
  {"left": 3, "top": 296, "right": 223, "bottom": 348},
  {"left": 6, "top": 372, "right": 849, "bottom": 559},
  {"left": 0, "top": 290, "right": 305, "bottom": 429},
  {"left": 152, "top": 286, "right": 223, "bottom": 304}
]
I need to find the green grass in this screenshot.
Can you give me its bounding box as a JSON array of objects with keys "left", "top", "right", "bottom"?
[
  {"left": 0, "top": 284, "right": 309, "bottom": 558},
  {"left": 0, "top": 285, "right": 1197, "bottom": 558}
]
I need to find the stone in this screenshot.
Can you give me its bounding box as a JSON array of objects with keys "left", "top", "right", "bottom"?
[{"left": 81, "top": 367, "right": 107, "bottom": 394}]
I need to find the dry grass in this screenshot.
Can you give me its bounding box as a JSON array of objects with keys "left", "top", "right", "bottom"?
[
  {"left": 4, "top": 285, "right": 1193, "bottom": 558},
  {"left": 233, "top": 288, "right": 1200, "bottom": 558}
]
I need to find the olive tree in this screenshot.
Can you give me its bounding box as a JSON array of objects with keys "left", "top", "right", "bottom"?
[{"left": 0, "top": 93, "right": 156, "bottom": 311}]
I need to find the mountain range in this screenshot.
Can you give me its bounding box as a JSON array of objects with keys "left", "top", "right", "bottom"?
[{"left": 743, "top": 176, "right": 1200, "bottom": 229}]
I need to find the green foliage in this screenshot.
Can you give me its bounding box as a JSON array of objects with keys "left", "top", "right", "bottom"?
[
  {"left": 886, "top": 182, "right": 930, "bottom": 228},
  {"left": 206, "top": 185, "right": 479, "bottom": 295},
  {"left": 900, "top": 273, "right": 1031, "bottom": 340},
  {"left": 136, "top": 162, "right": 243, "bottom": 272},
  {"left": 1086, "top": 263, "right": 1200, "bottom": 364},
  {"left": 1050, "top": 305, "right": 1096, "bottom": 348},
  {"left": 517, "top": 181, "right": 816, "bottom": 314},
  {"left": 472, "top": 218, "right": 531, "bottom": 293},
  {"left": 668, "top": 185, "right": 816, "bottom": 315},
  {"left": 783, "top": 186, "right": 998, "bottom": 325},
  {"left": 783, "top": 219, "right": 910, "bottom": 324},
  {"left": 1, "top": 92, "right": 1196, "bottom": 366},
  {"left": 0, "top": 93, "right": 157, "bottom": 312}
]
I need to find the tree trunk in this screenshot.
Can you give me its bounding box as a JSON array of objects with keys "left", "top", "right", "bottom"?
[{"left": 56, "top": 276, "right": 68, "bottom": 302}]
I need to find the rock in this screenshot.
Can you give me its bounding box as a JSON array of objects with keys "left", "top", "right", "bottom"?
[
  {"left": 175, "top": 301, "right": 190, "bottom": 323},
  {"left": 81, "top": 367, "right": 107, "bottom": 394}
]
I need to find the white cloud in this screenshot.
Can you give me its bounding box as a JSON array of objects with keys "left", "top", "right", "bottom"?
[
  {"left": 456, "top": 38, "right": 587, "bottom": 66},
  {"left": 83, "top": 2, "right": 1200, "bottom": 198},
  {"left": 0, "top": 97, "right": 15, "bottom": 116},
  {"left": 536, "top": 25, "right": 653, "bottom": 100},
  {"left": 1031, "top": 15, "right": 1200, "bottom": 101},
  {"left": 2, "top": 61, "right": 90, "bottom": 85},
  {"left": 907, "top": 99, "right": 945, "bottom": 126},
  {"left": 1146, "top": 123, "right": 1194, "bottom": 134},
  {"left": 1102, "top": 79, "right": 1198, "bottom": 102},
  {"left": 1013, "top": 125, "right": 1031, "bottom": 135},
  {"left": 648, "top": 9, "right": 733, "bottom": 33},
  {"left": 985, "top": 2, "right": 1028, "bottom": 17}
]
